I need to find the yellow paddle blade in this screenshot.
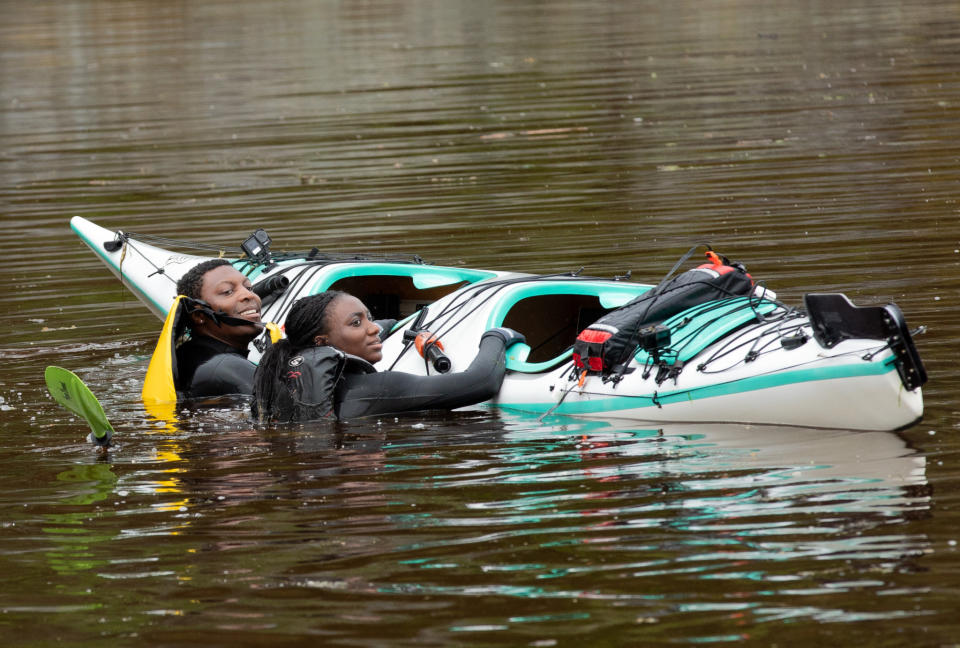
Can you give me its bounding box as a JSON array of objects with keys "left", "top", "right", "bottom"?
[{"left": 142, "top": 295, "right": 184, "bottom": 406}]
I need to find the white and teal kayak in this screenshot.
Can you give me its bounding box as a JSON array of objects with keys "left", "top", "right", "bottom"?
[{"left": 71, "top": 216, "right": 926, "bottom": 431}]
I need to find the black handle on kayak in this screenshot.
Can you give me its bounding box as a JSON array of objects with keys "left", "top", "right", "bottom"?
[
  {"left": 409, "top": 306, "right": 429, "bottom": 332},
  {"left": 253, "top": 275, "right": 290, "bottom": 310},
  {"left": 403, "top": 327, "right": 452, "bottom": 374},
  {"left": 424, "top": 343, "right": 451, "bottom": 374}
]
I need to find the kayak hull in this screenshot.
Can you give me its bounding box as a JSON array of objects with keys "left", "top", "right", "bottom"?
[{"left": 71, "top": 216, "right": 925, "bottom": 431}]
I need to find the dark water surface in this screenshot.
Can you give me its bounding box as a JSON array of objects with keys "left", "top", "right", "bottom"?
[{"left": 2, "top": 0, "right": 960, "bottom": 645}]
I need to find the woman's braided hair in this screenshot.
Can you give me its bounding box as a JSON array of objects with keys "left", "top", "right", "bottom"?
[{"left": 252, "top": 291, "right": 346, "bottom": 422}]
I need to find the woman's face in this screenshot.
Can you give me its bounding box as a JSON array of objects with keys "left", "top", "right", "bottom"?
[
  {"left": 192, "top": 264, "right": 263, "bottom": 348},
  {"left": 318, "top": 294, "right": 383, "bottom": 364}
]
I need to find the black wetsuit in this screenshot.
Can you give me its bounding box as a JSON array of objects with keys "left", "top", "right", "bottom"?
[
  {"left": 176, "top": 335, "right": 256, "bottom": 399},
  {"left": 255, "top": 333, "right": 510, "bottom": 422}
]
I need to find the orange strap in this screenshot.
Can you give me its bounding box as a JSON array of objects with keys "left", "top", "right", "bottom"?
[{"left": 414, "top": 331, "right": 443, "bottom": 357}]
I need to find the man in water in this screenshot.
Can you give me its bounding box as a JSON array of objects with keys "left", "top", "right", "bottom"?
[{"left": 174, "top": 259, "right": 263, "bottom": 398}]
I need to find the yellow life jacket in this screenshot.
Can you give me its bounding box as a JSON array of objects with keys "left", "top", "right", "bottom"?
[{"left": 142, "top": 296, "right": 282, "bottom": 415}]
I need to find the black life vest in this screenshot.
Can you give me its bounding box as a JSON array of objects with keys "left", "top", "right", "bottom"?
[
  {"left": 276, "top": 347, "right": 377, "bottom": 422},
  {"left": 573, "top": 253, "right": 754, "bottom": 376}
]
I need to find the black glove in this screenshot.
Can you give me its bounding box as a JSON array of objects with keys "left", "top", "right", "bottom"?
[{"left": 481, "top": 327, "right": 526, "bottom": 348}]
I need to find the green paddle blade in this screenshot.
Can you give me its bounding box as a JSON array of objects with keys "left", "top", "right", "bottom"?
[{"left": 44, "top": 366, "right": 114, "bottom": 446}]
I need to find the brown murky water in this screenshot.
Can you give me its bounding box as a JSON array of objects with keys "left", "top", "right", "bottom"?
[{"left": 2, "top": 0, "right": 960, "bottom": 645}]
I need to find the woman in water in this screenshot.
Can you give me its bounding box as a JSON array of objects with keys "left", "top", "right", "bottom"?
[
  {"left": 252, "top": 291, "right": 524, "bottom": 422},
  {"left": 174, "top": 259, "right": 263, "bottom": 398}
]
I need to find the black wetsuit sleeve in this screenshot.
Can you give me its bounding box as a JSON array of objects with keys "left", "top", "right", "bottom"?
[
  {"left": 334, "top": 335, "right": 508, "bottom": 419},
  {"left": 188, "top": 354, "right": 256, "bottom": 398}
]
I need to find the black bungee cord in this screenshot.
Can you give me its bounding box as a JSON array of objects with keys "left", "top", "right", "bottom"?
[{"left": 385, "top": 271, "right": 600, "bottom": 371}]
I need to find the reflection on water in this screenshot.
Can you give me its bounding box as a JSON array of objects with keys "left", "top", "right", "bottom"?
[
  {"left": 2, "top": 0, "right": 959, "bottom": 644},
  {"left": 11, "top": 411, "right": 932, "bottom": 643}
]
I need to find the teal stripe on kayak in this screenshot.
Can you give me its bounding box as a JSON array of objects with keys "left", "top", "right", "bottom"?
[
  {"left": 306, "top": 264, "right": 495, "bottom": 293},
  {"left": 71, "top": 222, "right": 169, "bottom": 315},
  {"left": 508, "top": 357, "right": 899, "bottom": 415},
  {"left": 233, "top": 260, "right": 265, "bottom": 281},
  {"left": 485, "top": 280, "right": 651, "bottom": 328},
  {"left": 635, "top": 297, "right": 781, "bottom": 365}
]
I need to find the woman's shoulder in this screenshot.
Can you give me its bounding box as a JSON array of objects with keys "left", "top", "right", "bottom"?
[
  {"left": 283, "top": 346, "right": 343, "bottom": 378},
  {"left": 289, "top": 345, "right": 343, "bottom": 366},
  {"left": 343, "top": 353, "right": 377, "bottom": 375},
  {"left": 289, "top": 347, "right": 376, "bottom": 375}
]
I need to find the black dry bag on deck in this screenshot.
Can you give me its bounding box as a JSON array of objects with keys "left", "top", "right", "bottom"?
[{"left": 573, "top": 254, "right": 754, "bottom": 375}]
